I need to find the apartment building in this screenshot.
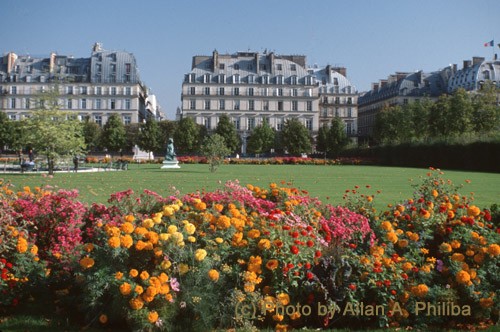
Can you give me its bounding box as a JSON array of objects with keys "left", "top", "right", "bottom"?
[{"left": 0, "top": 43, "right": 161, "bottom": 125}]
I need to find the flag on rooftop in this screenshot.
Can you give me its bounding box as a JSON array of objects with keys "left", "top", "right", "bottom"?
[{"left": 484, "top": 40, "right": 494, "bottom": 47}]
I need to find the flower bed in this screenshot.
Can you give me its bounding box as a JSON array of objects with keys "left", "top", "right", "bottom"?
[{"left": 0, "top": 169, "right": 498, "bottom": 331}]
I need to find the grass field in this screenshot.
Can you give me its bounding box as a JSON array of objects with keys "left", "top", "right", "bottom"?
[{"left": 1, "top": 163, "right": 499, "bottom": 209}]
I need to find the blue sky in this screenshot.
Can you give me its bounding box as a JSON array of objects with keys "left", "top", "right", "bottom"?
[{"left": 2, "top": 0, "right": 499, "bottom": 119}]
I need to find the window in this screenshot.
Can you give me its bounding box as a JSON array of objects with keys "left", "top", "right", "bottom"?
[
  {"left": 125, "top": 63, "right": 131, "bottom": 74},
  {"left": 290, "top": 76, "right": 297, "bottom": 85},
  {"left": 125, "top": 99, "right": 131, "bottom": 110},
  {"left": 9, "top": 114, "right": 17, "bottom": 121},
  {"left": 322, "top": 108, "right": 327, "bottom": 117},
  {"left": 291, "top": 64, "right": 296, "bottom": 71},
  {"left": 292, "top": 100, "right": 298, "bottom": 111},
  {"left": 26, "top": 76, "right": 31, "bottom": 83},
  {"left": 233, "top": 74, "right": 240, "bottom": 84},
  {"left": 81, "top": 86, "right": 88, "bottom": 95},
  {"left": 219, "top": 64, "right": 225, "bottom": 70},
  {"left": 234, "top": 64, "right": 239, "bottom": 70},
  {"left": 204, "top": 100, "right": 211, "bottom": 110},
  {"left": 248, "top": 75, "right": 255, "bottom": 84},
  {"left": 96, "top": 99, "right": 102, "bottom": 109},
  {"left": 305, "top": 119, "right": 313, "bottom": 130},
  {"left": 277, "top": 120, "right": 283, "bottom": 131},
  {"left": 11, "top": 86, "right": 17, "bottom": 94},
  {"left": 248, "top": 118, "right": 255, "bottom": 130},
  {"left": 204, "top": 87, "right": 210, "bottom": 95},
  {"left": 347, "top": 97, "right": 352, "bottom": 104},
  {"left": 125, "top": 87, "right": 131, "bottom": 95},
  {"left": 96, "top": 64, "right": 102, "bottom": 73},
  {"left": 276, "top": 75, "right": 284, "bottom": 84},
  {"left": 110, "top": 64, "right": 116, "bottom": 73},
  {"left": 219, "top": 99, "right": 225, "bottom": 110},
  {"left": 218, "top": 87, "right": 225, "bottom": 95},
  {"left": 25, "top": 98, "right": 30, "bottom": 109},
  {"left": 346, "top": 122, "right": 352, "bottom": 135},
  {"left": 335, "top": 97, "right": 340, "bottom": 104},
  {"left": 111, "top": 87, "right": 117, "bottom": 95},
  {"left": 67, "top": 86, "right": 74, "bottom": 94},
  {"left": 94, "top": 115, "right": 102, "bottom": 126},
  {"left": 81, "top": 99, "right": 87, "bottom": 109},
  {"left": 335, "top": 108, "right": 339, "bottom": 117},
  {"left": 190, "top": 100, "right": 196, "bottom": 110},
  {"left": 189, "top": 87, "right": 196, "bottom": 95},
  {"left": 262, "top": 75, "right": 269, "bottom": 84},
  {"left": 233, "top": 87, "right": 239, "bottom": 96},
  {"left": 278, "top": 101, "right": 283, "bottom": 111},
  {"left": 277, "top": 88, "right": 283, "bottom": 96},
  {"left": 204, "top": 74, "right": 211, "bottom": 83},
  {"left": 96, "top": 87, "right": 102, "bottom": 95},
  {"left": 219, "top": 74, "right": 226, "bottom": 83},
  {"left": 123, "top": 115, "right": 132, "bottom": 125},
  {"left": 234, "top": 100, "right": 240, "bottom": 110},
  {"left": 249, "top": 100, "right": 255, "bottom": 111},
  {"left": 277, "top": 64, "right": 282, "bottom": 71},
  {"left": 67, "top": 99, "right": 73, "bottom": 109},
  {"left": 233, "top": 118, "right": 240, "bottom": 130},
  {"left": 10, "top": 98, "right": 16, "bottom": 108},
  {"left": 189, "top": 73, "right": 196, "bottom": 83},
  {"left": 247, "top": 64, "right": 253, "bottom": 70},
  {"left": 248, "top": 87, "right": 254, "bottom": 96},
  {"left": 110, "top": 99, "right": 116, "bottom": 109},
  {"left": 306, "top": 101, "right": 312, "bottom": 111},
  {"left": 263, "top": 88, "right": 269, "bottom": 96},
  {"left": 347, "top": 108, "right": 352, "bottom": 117},
  {"left": 292, "top": 88, "right": 298, "bottom": 97},
  {"left": 204, "top": 117, "right": 211, "bottom": 129},
  {"left": 263, "top": 100, "right": 269, "bottom": 111}
]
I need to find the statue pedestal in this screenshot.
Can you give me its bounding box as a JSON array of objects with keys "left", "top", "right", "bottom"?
[{"left": 161, "top": 160, "right": 180, "bottom": 169}]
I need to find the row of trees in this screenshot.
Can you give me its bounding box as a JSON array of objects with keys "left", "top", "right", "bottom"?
[{"left": 374, "top": 84, "right": 500, "bottom": 145}]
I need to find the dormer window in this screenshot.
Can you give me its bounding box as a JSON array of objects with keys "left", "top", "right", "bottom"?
[
  {"left": 233, "top": 74, "right": 240, "bottom": 84},
  {"left": 234, "top": 64, "right": 240, "bottom": 70},
  {"left": 219, "top": 74, "right": 226, "bottom": 83}
]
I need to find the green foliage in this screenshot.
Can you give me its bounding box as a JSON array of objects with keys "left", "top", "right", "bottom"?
[
  {"left": 158, "top": 120, "right": 178, "bottom": 148},
  {"left": 201, "top": 134, "right": 231, "bottom": 172},
  {"left": 123, "top": 123, "right": 140, "bottom": 152},
  {"left": 215, "top": 114, "right": 241, "bottom": 154},
  {"left": 278, "top": 118, "right": 312, "bottom": 155},
  {"left": 327, "top": 117, "right": 350, "bottom": 156},
  {"left": 246, "top": 122, "right": 275, "bottom": 155},
  {"left": 174, "top": 117, "right": 201, "bottom": 154},
  {"left": 82, "top": 117, "right": 102, "bottom": 152},
  {"left": 316, "top": 124, "right": 329, "bottom": 154},
  {"left": 138, "top": 118, "right": 161, "bottom": 154},
  {"left": 101, "top": 114, "right": 126, "bottom": 153}
]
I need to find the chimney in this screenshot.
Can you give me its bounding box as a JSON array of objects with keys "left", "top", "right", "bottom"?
[
  {"left": 453, "top": 64, "right": 457, "bottom": 72},
  {"left": 380, "top": 79, "right": 388, "bottom": 88},
  {"left": 463, "top": 60, "right": 471, "bottom": 69},
  {"left": 212, "top": 49, "right": 218, "bottom": 71},
  {"left": 92, "top": 42, "right": 102, "bottom": 52},
  {"left": 372, "top": 83, "right": 379, "bottom": 91},
  {"left": 6, "top": 52, "right": 18, "bottom": 74},
  {"left": 326, "top": 65, "right": 331, "bottom": 82},
  {"left": 334, "top": 67, "right": 347, "bottom": 77},
  {"left": 49, "top": 52, "right": 56, "bottom": 73},
  {"left": 255, "top": 53, "right": 259, "bottom": 73},
  {"left": 472, "top": 56, "right": 485, "bottom": 66},
  {"left": 268, "top": 52, "right": 275, "bottom": 74}
]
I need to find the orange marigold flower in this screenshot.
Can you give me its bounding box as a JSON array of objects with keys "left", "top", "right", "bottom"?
[
  {"left": 450, "top": 240, "right": 461, "bottom": 249},
  {"left": 467, "top": 205, "right": 481, "bottom": 217},
  {"left": 397, "top": 239, "right": 409, "bottom": 248},
  {"left": 277, "top": 293, "right": 290, "bottom": 306},
  {"left": 266, "top": 259, "right": 279, "bottom": 271},
  {"left": 456, "top": 270, "right": 471, "bottom": 284},
  {"left": 487, "top": 244, "right": 500, "bottom": 256},
  {"left": 479, "top": 298, "right": 494, "bottom": 308},
  {"left": 115, "top": 271, "right": 124, "bottom": 280},
  {"left": 386, "top": 232, "right": 398, "bottom": 243},
  {"left": 108, "top": 236, "right": 121, "bottom": 248},
  {"left": 120, "top": 235, "right": 134, "bottom": 248},
  {"left": 411, "top": 284, "right": 429, "bottom": 298},
  {"left": 129, "top": 297, "right": 144, "bottom": 310},
  {"left": 129, "top": 269, "right": 139, "bottom": 277},
  {"left": 381, "top": 221, "right": 392, "bottom": 231},
  {"left": 451, "top": 253, "right": 465, "bottom": 262},
  {"left": 120, "top": 282, "right": 132, "bottom": 296},
  {"left": 99, "top": 314, "right": 108, "bottom": 324},
  {"left": 120, "top": 222, "right": 135, "bottom": 234},
  {"left": 431, "top": 189, "right": 439, "bottom": 197},
  {"left": 148, "top": 311, "right": 159, "bottom": 324},
  {"left": 83, "top": 243, "right": 94, "bottom": 252},
  {"left": 140, "top": 271, "right": 150, "bottom": 280},
  {"left": 79, "top": 256, "right": 95, "bottom": 269},
  {"left": 217, "top": 215, "right": 231, "bottom": 229},
  {"left": 124, "top": 215, "right": 135, "bottom": 223},
  {"left": 439, "top": 242, "right": 452, "bottom": 253},
  {"left": 247, "top": 229, "right": 261, "bottom": 239},
  {"left": 208, "top": 269, "right": 220, "bottom": 282},
  {"left": 258, "top": 239, "right": 271, "bottom": 250}
]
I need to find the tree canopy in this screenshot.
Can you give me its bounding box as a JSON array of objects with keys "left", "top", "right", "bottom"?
[
  {"left": 215, "top": 114, "right": 241, "bottom": 154},
  {"left": 278, "top": 118, "right": 312, "bottom": 155}
]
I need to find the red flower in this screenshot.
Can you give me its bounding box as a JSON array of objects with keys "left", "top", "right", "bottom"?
[
  {"left": 348, "top": 284, "right": 356, "bottom": 291},
  {"left": 384, "top": 280, "right": 391, "bottom": 287},
  {"left": 306, "top": 240, "right": 314, "bottom": 247},
  {"left": 304, "top": 262, "right": 311, "bottom": 270},
  {"left": 401, "top": 273, "right": 409, "bottom": 280},
  {"left": 290, "top": 245, "right": 299, "bottom": 255},
  {"left": 306, "top": 272, "right": 314, "bottom": 280},
  {"left": 349, "top": 243, "right": 357, "bottom": 249},
  {"left": 314, "top": 250, "right": 322, "bottom": 258},
  {"left": 291, "top": 231, "right": 299, "bottom": 238}
]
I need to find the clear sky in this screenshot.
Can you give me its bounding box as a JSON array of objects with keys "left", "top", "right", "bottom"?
[{"left": 1, "top": 0, "right": 499, "bottom": 119}]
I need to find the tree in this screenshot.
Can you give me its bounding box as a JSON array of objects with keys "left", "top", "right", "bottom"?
[
  {"left": 201, "top": 134, "right": 231, "bottom": 173},
  {"left": 174, "top": 117, "right": 200, "bottom": 154},
  {"left": 82, "top": 116, "right": 102, "bottom": 152},
  {"left": 327, "top": 117, "right": 350, "bottom": 156},
  {"left": 315, "top": 124, "right": 329, "bottom": 156},
  {"left": 472, "top": 82, "right": 500, "bottom": 135},
  {"left": 23, "top": 109, "right": 86, "bottom": 175},
  {"left": 448, "top": 88, "right": 474, "bottom": 137},
  {"left": 101, "top": 114, "right": 126, "bottom": 153},
  {"left": 279, "top": 118, "right": 312, "bottom": 155},
  {"left": 124, "top": 123, "right": 141, "bottom": 153},
  {"left": 138, "top": 117, "right": 161, "bottom": 154},
  {"left": 215, "top": 114, "right": 241, "bottom": 154},
  {"left": 0, "top": 112, "right": 13, "bottom": 151},
  {"left": 246, "top": 122, "right": 275, "bottom": 155},
  {"left": 158, "top": 120, "right": 178, "bottom": 150}
]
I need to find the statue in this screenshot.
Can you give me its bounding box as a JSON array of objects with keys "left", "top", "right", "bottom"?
[
  {"left": 161, "top": 138, "right": 180, "bottom": 169},
  {"left": 165, "top": 138, "right": 177, "bottom": 161}
]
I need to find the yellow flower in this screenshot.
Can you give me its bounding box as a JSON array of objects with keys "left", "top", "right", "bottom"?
[
  {"left": 120, "top": 282, "right": 132, "bottom": 296},
  {"left": 160, "top": 233, "right": 171, "bottom": 241},
  {"left": 184, "top": 223, "right": 196, "bottom": 235},
  {"left": 142, "top": 218, "right": 154, "bottom": 228},
  {"left": 16, "top": 237, "right": 28, "bottom": 253},
  {"left": 215, "top": 237, "right": 224, "bottom": 244},
  {"left": 208, "top": 269, "right": 220, "bottom": 281},
  {"left": 167, "top": 225, "right": 178, "bottom": 234},
  {"left": 108, "top": 236, "right": 121, "bottom": 248},
  {"left": 134, "top": 227, "right": 148, "bottom": 236},
  {"left": 194, "top": 249, "right": 207, "bottom": 261},
  {"left": 179, "top": 263, "right": 189, "bottom": 275},
  {"left": 163, "top": 206, "right": 175, "bottom": 216},
  {"left": 30, "top": 244, "right": 39, "bottom": 255},
  {"left": 420, "top": 248, "right": 429, "bottom": 255},
  {"left": 160, "top": 260, "right": 172, "bottom": 270},
  {"left": 148, "top": 311, "right": 159, "bottom": 324},
  {"left": 431, "top": 189, "right": 438, "bottom": 197}
]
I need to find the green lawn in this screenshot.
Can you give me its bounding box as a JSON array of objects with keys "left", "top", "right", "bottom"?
[{"left": 1, "top": 163, "right": 499, "bottom": 210}]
